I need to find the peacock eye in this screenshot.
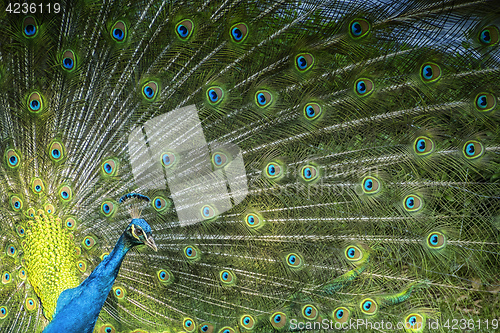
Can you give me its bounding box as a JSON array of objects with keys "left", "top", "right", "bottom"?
[
  {"left": 230, "top": 23, "right": 248, "bottom": 43},
  {"left": 240, "top": 315, "right": 255, "bottom": 329},
  {"left": 136, "top": 229, "right": 143, "bottom": 235},
  {"left": 463, "top": 140, "right": 484, "bottom": 159},
  {"left": 141, "top": 81, "right": 159, "bottom": 101},
  {"left": 349, "top": 19, "right": 371, "bottom": 38},
  {"left": 176, "top": 19, "right": 194, "bottom": 40},
  {"left": 360, "top": 298, "right": 377, "bottom": 315},
  {"left": 354, "top": 78, "right": 374, "bottom": 96},
  {"left": 333, "top": 307, "right": 350, "bottom": 323},
  {"left": 302, "top": 304, "right": 318, "bottom": 320},
  {"left": 345, "top": 245, "right": 363, "bottom": 261},
  {"left": 111, "top": 21, "right": 127, "bottom": 42},
  {"left": 414, "top": 136, "right": 434, "bottom": 156},
  {"left": 23, "top": 16, "right": 38, "bottom": 38},
  {"left": 28, "top": 92, "right": 43, "bottom": 113},
  {"left": 270, "top": 312, "right": 287, "bottom": 329},
  {"left": 474, "top": 92, "right": 497, "bottom": 112},
  {"left": 295, "top": 53, "right": 314, "bottom": 72},
  {"left": 206, "top": 86, "right": 224, "bottom": 105},
  {"left": 404, "top": 194, "right": 424, "bottom": 212},
  {"left": 304, "top": 102, "right": 322, "bottom": 120},
  {"left": 61, "top": 50, "right": 76, "bottom": 71},
  {"left": 255, "top": 90, "right": 273, "bottom": 108},
  {"left": 362, "top": 176, "right": 380, "bottom": 194},
  {"left": 479, "top": 25, "right": 499, "bottom": 46},
  {"left": 420, "top": 62, "right": 441, "bottom": 83}
]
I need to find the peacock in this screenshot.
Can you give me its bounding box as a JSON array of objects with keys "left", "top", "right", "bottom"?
[{"left": 0, "top": 0, "right": 499, "bottom": 332}]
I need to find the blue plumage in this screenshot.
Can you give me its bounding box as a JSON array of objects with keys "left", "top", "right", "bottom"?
[{"left": 43, "top": 219, "right": 157, "bottom": 333}]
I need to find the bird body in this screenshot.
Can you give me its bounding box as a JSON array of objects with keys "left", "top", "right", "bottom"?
[
  {"left": 0, "top": 0, "right": 499, "bottom": 332},
  {"left": 44, "top": 217, "right": 156, "bottom": 333}
]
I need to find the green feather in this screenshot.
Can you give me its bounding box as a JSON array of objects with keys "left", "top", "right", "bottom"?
[{"left": 0, "top": 0, "right": 498, "bottom": 332}]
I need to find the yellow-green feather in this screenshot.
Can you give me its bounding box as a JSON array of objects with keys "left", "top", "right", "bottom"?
[{"left": 24, "top": 212, "right": 79, "bottom": 320}]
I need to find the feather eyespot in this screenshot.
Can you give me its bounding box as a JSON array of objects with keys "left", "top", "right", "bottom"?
[
  {"left": 212, "top": 152, "right": 228, "bottom": 168},
  {"left": 420, "top": 62, "right": 441, "bottom": 83},
  {"left": 161, "top": 152, "right": 176, "bottom": 168},
  {"left": 474, "top": 93, "right": 496, "bottom": 112},
  {"left": 414, "top": 136, "right": 434, "bottom": 156},
  {"left": 301, "top": 165, "right": 318, "bottom": 182},
  {"left": 82, "top": 236, "right": 96, "bottom": 250},
  {"left": 26, "top": 208, "right": 35, "bottom": 218},
  {"left": 100, "top": 252, "right": 109, "bottom": 261},
  {"left": 295, "top": 53, "right": 314, "bottom": 72},
  {"left": 219, "top": 327, "right": 235, "bottom": 333},
  {"left": 65, "top": 217, "right": 76, "bottom": 230},
  {"left": 59, "top": 185, "right": 73, "bottom": 201},
  {"left": 45, "top": 204, "right": 54, "bottom": 215},
  {"left": 99, "top": 325, "right": 116, "bottom": 333},
  {"left": 28, "top": 92, "right": 43, "bottom": 113},
  {"left": 102, "top": 158, "right": 118, "bottom": 176},
  {"left": 345, "top": 245, "right": 363, "bottom": 261},
  {"left": 360, "top": 298, "right": 377, "bottom": 315},
  {"left": 220, "top": 270, "right": 236, "bottom": 285},
  {"left": 265, "top": 162, "right": 283, "bottom": 178},
  {"left": 152, "top": 196, "right": 169, "bottom": 212},
  {"left": 25, "top": 297, "right": 37, "bottom": 311},
  {"left": 304, "top": 103, "right": 322, "bottom": 120},
  {"left": 245, "top": 213, "right": 263, "bottom": 228},
  {"left": 101, "top": 201, "right": 115, "bottom": 217},
  {"left": 157, "top": 269, "right": 172, "bottom": 284},
  {"left": 230, "top": 23, "right": 248, "bottom": 43},
  {"left": 16, "top": 225, "right": 25, "bottom": 237},
  {"left": 404, "top": 195, "right": 423, "bottom": 212},
  {"left": 286, "top": 253, "right": 303, "bottom": 268},
  {"left": 49, "top": 141, "right": 65, "bottom": 161},
  {"left": 463, "top": 140, "right": 484, "bottom": 159},
  {"left": 18, "top": 269, "right": 26, "bottom": 280},
  {"left": 405, "top": 314, "right": 424, "bottom": 331},
  {"left": 142, "top": 81, "right": 159, "bottom": 101},
  {"left": 270, "top": 312, "right": 287, "bottom": 329},
  {"left": 176, "top": 19, "right": 194, "bottom": 40},
  {"left": 362, "top": 176, "right": 380, "bottom": 194},
  {"left": 2, "top": 271, "right": 12, "bottom": 284},
  {"left": 77, "top": 260, "right": 87, "bottom": 272},
  {"left": 350, "top": 19, "right": 370, "bottom": 38},
  {"left": 302, "top": 304, "right": 318, "bottom": 320},
  {"left": 255, "top": 90, "right": 273, "bottom": 108},
  {"left": 207, "top": 87, "right": 224, "bottom": 105},
  {"left": 479, "top": 25, "right": 499, "bottom": 46},
  {"left": 200, "top": 323, "right": 214, "bottom": 332},
  {"left": 333, "top": 307, "right": 350, "bottom": 323},
  {"left": 111, "top": 21, "right": 127, "bottom": 42},
  {"left": 6, "top": 245, "right": 16, "bottom": 257},
  {"left": 427, "top": 232, "right": 445, "bottom": 249},
  {"left": 6, "top": 149, "right": 20, "bottom": 168},
  {"left": 201, "top": 204, "right": 216, "bottom": 219},
  {"left": 62, "top": 50, "right": 76, "bottom": 71},
  {"left": 240, "top": 315, "right": 255, "bottom": 329},
  {"left": 183, "top": 318, "right": 196, "bottom": 332},
  {"left": 184, "top": 246, "right": 200, "bottom": 260},
  {"left": 354, "top": 78, "right": 374, "bottom": 96},
  {"left": 30, "top": 178, "right": 45, "bottom": 195},
  {"left": 23, "top": 16, "right": 37, "bottom": 38},
  {"left": 0, "top": 306, "right": 7, "bottom": 319},
  {"left": 113, "top": 286, "right": 126, "bottom": 299},
  {"left": 10, "top": 196, "right": 22, "bottom": 211}
]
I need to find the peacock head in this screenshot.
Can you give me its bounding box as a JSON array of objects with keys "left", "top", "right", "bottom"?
[{"left": 125, "top": 218, "right": 157, "bottom": 251}]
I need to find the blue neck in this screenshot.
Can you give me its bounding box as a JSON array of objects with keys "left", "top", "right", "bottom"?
[
  {"left": 94, "top": 233, "right": 130, "bottom": 280},
  {"left": 43, "top": 233, "right": 132, "bottom": 333}
]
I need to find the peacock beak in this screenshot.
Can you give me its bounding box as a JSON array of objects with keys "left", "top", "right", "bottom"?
[{"left": 145, "top": 234, "right": 158, "bottom": 252}]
